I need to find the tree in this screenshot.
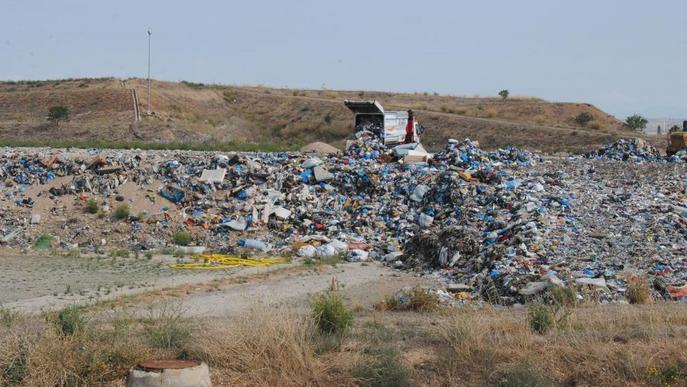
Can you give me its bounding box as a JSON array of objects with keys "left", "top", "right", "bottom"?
[
  {"left": 498, "top": 89, "right": 509, "bottom": 100},
  {"left": 625, "top": 114, "right": 648, "bottom": 131},
  {"left": 47, "top": 106, "right": 69, "bottom": 125},
  {"left": 574, "top": 112, "right": 594, "bottom": 127}
]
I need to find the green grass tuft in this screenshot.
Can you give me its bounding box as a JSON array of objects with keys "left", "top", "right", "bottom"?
[
  {"left": 173, "top": 231, "right": 192, "bottom": 246},
  {"left": 311, "top": 292, "right": 353, "bottom": 336},
  {"left": 112, "top": 204, "right": 129, "bottom": 221},
  {"left": 34, "top": 234, "right": 54, "bottom": 249},
  {"left": 527, "top": 302, "right": 554, "bottom": 334}
]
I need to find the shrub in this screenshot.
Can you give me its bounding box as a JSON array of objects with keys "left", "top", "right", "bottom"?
[
  {"left": 56, "top": 306, "right": 87, "bottom": 335},
  {"left": 574, "top": 112, "right": 593, "bottom": 127},
  {"left": 180, "top": 80, "right": 205, "bottom": 89},
  {"left": 173, "top": 231, "right": 192, "bottom": 246},
  {"left": 353, "top": 346, "right": 410, "bottom": 387},
  {"left": 47, "top": 106, "right": 69, "bottom": 124},
  {"left": 551, "top": 286, "right": 577, "bottom": 308},
  {"left": 527, "top": 302, "right": 553, "bottom": 334},
  {"left": 112, "top": 204, "right": 129, "bottom": 220},
  {"left": 311, "top": 292, "right": 353, "bottom": 335},
  {"left": 34, "top": 234, "right": 53, "bottom": 249},
  {"left": 384, "top": 287, "right": 439, "bottom": 312},
  {"left": 627, "top": 280, "right": 651, "bottom": 304},
  {"left": 85, "top": 199, "right": 98, "bottom": 214},
  {"left": 625, "top": 114, "right": 648, "bottom": 131}
]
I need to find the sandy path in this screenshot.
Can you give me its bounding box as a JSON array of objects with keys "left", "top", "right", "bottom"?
[
  {"left": 0, "top": 253, "right": 290, "bottom": 313},
  {"left": 131, "top": 262, "right": 439, "bottom": 317}
]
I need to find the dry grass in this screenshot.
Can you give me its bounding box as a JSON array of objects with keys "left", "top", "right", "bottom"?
[
  {"left": 188, "top": 308, "right": 335, "bottom": 386},
  {"left": 627, "top": 277, "right": 652, "bottom": 305},
  {"left": 435, "top": 304, "right": 687, "bottom": 386},
  {"left": 383, "top": 286, "right": 440, "bottom": 313},
  {"left": 0, "top": 78, "right": 663, "bottom": 154},
  {"left": 1, "top": 303, "right": 686, "bottom": 386}
]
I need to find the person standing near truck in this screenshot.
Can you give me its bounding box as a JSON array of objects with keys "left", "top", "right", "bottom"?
[{"left": 404, "top": 109, "right": 415, "bottom": 144}]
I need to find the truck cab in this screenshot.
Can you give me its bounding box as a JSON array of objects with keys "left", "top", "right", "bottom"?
[
  {"left": 667, "top": 120, "right": 687, "bottom": 156},
  {"left": 344, "top": 100, "right": 424, "bottom": 146}
]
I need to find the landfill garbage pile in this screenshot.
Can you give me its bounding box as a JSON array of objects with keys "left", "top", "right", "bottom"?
[
  {"left": 667, "top": 148, "right": 687, "bottom": 164},
  {"left": 433, "top": 138, "right": 533, "bottom": 169},
  {"left": 0, "top": 135, "right": 686, "bottom": 305},
  {"left": 587, "top": 138, "right": 661, "bottom": 162}
]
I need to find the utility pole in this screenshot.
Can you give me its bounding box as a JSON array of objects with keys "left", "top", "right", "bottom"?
[{"left": 147, "top": 28, "right": 152, "bottom": 115}]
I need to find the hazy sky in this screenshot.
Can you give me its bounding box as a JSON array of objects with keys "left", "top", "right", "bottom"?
[{"left": 2, "top": 0, "right": 686, "bottom": 118}]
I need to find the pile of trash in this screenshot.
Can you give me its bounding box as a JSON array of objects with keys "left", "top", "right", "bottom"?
[
  {"left": 0, "top": 135, "right": 686, "bottom": 305},
  {"left": 587, "top": 138, "right": 661, "bottom": 162},
  {"left": 667, "top": 148, "right": 687, "bottom": 163},
  {"left": 434, "top": 139, "right": 532, "bottom": 169}
]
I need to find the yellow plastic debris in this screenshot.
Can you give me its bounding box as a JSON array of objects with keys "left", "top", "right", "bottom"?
[{"left": 170, "top": 254, "right": 287, "bottom": 270}]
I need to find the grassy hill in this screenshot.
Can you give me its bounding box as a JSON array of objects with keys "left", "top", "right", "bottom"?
[{"left": 0, "top": 77, "right": 661, "bottom": 153}]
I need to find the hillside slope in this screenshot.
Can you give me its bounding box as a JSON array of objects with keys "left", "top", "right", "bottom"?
[{"left": 0, "top": 78, "right": 660, "bottom": 152}]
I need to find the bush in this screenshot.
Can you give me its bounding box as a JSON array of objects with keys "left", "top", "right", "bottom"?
[
  {"left": 85, "top": 199, "right": 98, "bottom": 214},
  {"left": 311, "top": 292, "right": 353, "bottom": 335},
  {"left": 574, "top": 112, "right": 593, "bottom": 127},
  {"left": 551, "top": 286, "right": 577, "bottom": 308},
  {"left": 527, "top": 303, "right": 554, "bottom": 334},
  {"left": 47, "top": 106, "right": 69, "bottom": 124},
  {"left": 323, "top": 112, "right": 333, "bottom": 124},
  {"left": 180, "top": 80, "right": 205, "bottom": 89},
  {"left": 627, "top": 280, "right": 651, "bottom": 304},
  {"left": 173, "top": 231, "right": 192, "bottom": 246},
  {"left": 34, "top": 234, "right": 53, "bottom": 249},
  {"left": 353, "top": 347, "right": 410, "bottom": 387},
  {"left": 625, "top": 114, "right": 648, "bottom": 131},
  {"left": 112, "top": 204, "right": 129, "bottom": 220},
  {"left": 384, "top": 287, "right": 439, "bottom": 312},
  {"left": 56, "top": 306, "right": 88, "bottom": 335}
]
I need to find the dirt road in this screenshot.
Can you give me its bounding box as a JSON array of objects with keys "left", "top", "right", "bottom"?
[
  {"left": 131, "top": 262, "right": 439, "bottom": 317},
  {"left": 0, "top": 252, "right": 438, "bottom": 317}
]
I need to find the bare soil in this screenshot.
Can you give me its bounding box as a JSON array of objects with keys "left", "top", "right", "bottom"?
[{"left": 0, "top": 78, "right": 665, "bottom": 153}]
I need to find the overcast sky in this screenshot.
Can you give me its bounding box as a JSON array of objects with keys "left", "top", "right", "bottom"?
[{"left": 2, "top": 0, "right": 686, "bottom": 118}]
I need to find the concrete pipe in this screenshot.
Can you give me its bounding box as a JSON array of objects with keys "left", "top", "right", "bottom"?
[{"left": 126, "top": 360, "right": 211, "bottom": 387}]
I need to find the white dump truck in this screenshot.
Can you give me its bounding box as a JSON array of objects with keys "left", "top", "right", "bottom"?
[{"left": 344, "top": 100, "right": 424, "bottom": 147}]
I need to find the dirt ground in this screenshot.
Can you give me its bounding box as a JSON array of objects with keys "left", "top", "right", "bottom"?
[
  {"left": 0, "top": 252, "right": 268, "bottom": 313},
  {"left": 0, "top": 252, "right": 437, "bottom": 316},
  {"left": 127, "top": 262, "right": 440, "bottom": 317}
]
